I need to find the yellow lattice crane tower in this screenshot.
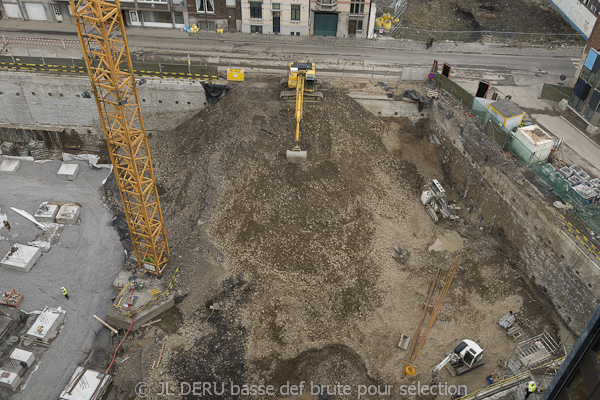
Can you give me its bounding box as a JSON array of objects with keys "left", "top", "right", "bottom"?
[{"left": 69, "top": 0, "right": 169, "bottom": 274}]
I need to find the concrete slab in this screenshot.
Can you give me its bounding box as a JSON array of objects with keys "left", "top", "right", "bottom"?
[
  {"left": 56, "top": 204, "right": 80, "bottom": 225},
  {"left": 59, "top": 367, "right": 112, "bottom": 400},
  {"left": 0, "top": 142, "right": 15, "bottom": 155},
  {"left": 26, "top": 306, "right": 66, "bottom": 343},
  {"left": 106, "top": 294, "right": 175, "bottom": 331},
  {"left": 0, "top": 368, "right": 20, "bottom": 390},
  {"left": 10, "top": 348, "right": 34, "bottom": 367},
  {"left": 0, "top": 244, "right": 42, "bottom": 273},
  {"left": 33, "top": 202, "right": 59, "bottom": 223},
  {"left": 57, "top": 163, "right": 80, "bottom": 181},
  {"left": 0, "top": 159, "right": 20, "bottom": 173}
]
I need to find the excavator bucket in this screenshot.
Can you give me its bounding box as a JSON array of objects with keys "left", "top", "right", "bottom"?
[{"left": 286, "top": 148, "right": 307, "bottom": 162}]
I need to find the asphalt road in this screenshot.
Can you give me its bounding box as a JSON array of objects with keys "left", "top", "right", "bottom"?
[{"left": 0, "top": 22, "right": 581, "bottom": 84}]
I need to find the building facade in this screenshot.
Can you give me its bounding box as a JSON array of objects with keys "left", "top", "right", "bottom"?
[
  {"left": 240, "top": 0, "right": 308, "bottom": 35},
  {"left": 0, "top": 0, "right": 188, "bottom": 29},
  {"left": 187, "top": 0, "right": 236, "bottom": 32},
  {"left": 310, "top": 0, "right": 371, "bottom": 38},
  {"left": 541, "top": 304, "right": 600, "bottom": 400},
  {"left": 0, "top": 0, "right": 63, "bottom": 22}
]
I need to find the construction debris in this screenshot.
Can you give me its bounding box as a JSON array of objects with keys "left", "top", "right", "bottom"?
[
  {"left": 421, "top": 179, "right": 459, "bottom": 223},
  {"left": 392, "top": 245, "right": 410, "bottom": 263},
  {"left": 0, "top": 290, "right": 23, "bottom": 307}
]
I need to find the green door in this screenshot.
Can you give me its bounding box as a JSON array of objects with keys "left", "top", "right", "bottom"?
[{"left": 314, "top": 13, "right": 338, "bottom": 36}]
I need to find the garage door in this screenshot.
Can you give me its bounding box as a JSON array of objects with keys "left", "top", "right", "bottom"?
[
  {"left": 3, "top": 3, "right": 23, "bottom": 19},
  {"left": 314, "top": 13, "right": 337, "bottom": 36},
  {"left": 25, "top": 3, "right": 47, "bottom": 21}
]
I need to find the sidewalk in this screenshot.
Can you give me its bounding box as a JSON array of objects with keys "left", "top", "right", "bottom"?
[{"left": 0, "top": 19, "right": 585, "bottom": 58}]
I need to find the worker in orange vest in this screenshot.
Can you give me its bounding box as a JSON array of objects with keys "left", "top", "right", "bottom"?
[
  {"left": 61, "top": 287, "right": 69, "bottom": 300},
  {"left": 3, "top": 220, "right": 10, "bottom": 231}
]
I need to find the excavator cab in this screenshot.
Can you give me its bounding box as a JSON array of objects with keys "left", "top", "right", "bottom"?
[
  {"left": 454, "top": 340, "right": 483, "bottom": 368},
  {"left": 431, "top": 339, "right": 484, "bottom": 383}
]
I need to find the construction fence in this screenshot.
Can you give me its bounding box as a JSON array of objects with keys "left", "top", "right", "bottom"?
[
  {"left": 434, "top": 73, "right": 600, "bottom": 236},
  {"left": 393, "top": 27, "right": 585, "bottom": 46},
  {"left": 540, "top": 83, "right": 573, "bottom": 102},
  {"left": 0, "top": 55, "right": 218, "bottom": 81}
]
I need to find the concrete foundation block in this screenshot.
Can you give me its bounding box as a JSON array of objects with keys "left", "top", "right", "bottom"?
[
  {"left": 34, "top": 202, "right": 59, "bottom": 223},
  {"left": 1, "top": 244, "right": 42, "bottom": 273},
  {"left": 57, "top": 163, "right": 80, "bottom": 181},
  {"left": 558, "top": 99, "right": 568, "bottom": 111},
  {"left": 0, "top": 159, "right": 20, "bottom": 173},
  {"left": 0, "top": 142, "right": 15, "bottom": 155},
  {"left": 56, "top": 204, "right": 80, "bottom": 225},
  {"left": 26, "top": 306, "right": 66, "bottom": 343}
]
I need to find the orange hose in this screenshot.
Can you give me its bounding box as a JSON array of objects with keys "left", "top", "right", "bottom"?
[{"left": 105, "top": 315, "right": 135, "bottom": 374}]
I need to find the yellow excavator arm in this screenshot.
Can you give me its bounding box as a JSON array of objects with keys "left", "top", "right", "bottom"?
[{"left": 294, "top": 74, "right": 305, "bottom": 149}]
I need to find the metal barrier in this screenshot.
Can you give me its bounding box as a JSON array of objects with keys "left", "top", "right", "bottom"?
[
  {"left": 0, "top": 55, "right": 218, "bottom": 81},
  {"left": 395, "top": 27, "right": 585, "bottom": 45},
  {"left": 560, "top": 214, "right": 600, "bottom": 264},
  {"left": 456, "top": 357, "right": 565, "bottom": 400}
]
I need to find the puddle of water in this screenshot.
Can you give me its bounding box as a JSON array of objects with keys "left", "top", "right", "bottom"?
[
  {"left": 558, "top": 324, "right": 576, "bottom": 350},
  {"left": 156, "top": 307, "right": 183, "bottom": 334},
  {"left": 428, "top": 231, "right": 464, "bottom": 252}
]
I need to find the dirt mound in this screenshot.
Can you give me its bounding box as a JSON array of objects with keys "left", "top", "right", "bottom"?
[
  {"left": 133, "top": 81, "right": 567, "bottom": 399},
  {"left": 148, "top": 80, "right": 433, "bottom": 392},
  {"left": 401, "top": 0, "right": 575, "bottom": 34}
]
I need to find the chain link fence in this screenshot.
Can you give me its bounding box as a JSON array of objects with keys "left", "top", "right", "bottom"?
[
  {"left": 394, "top": 27, "right": 585, "bottom": 46},
  {"left": 434, "top": 73, "right": 600, "bottom": 235}
]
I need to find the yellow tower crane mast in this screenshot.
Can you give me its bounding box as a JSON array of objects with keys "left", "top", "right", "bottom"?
[{"left": 69, "top": 0, "right": 169, "bottom": 274}]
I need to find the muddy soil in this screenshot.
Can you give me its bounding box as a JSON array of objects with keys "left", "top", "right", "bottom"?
[
  {"left": 110, "top": 79, "right": 569, "bottom": 399},
  {"left": 401, "top": 0, "right": 575, "bottom": 35}
]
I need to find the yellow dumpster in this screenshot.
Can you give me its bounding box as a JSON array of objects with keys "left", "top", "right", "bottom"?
[{"left": 227, "top": 68, "right": 245, "bottom": 82}]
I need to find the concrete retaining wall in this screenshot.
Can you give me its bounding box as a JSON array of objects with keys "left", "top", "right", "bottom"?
[
  {"left": 430, "top": 101, "right": 599, "bottom": 333},
  {"left": 0, "top": 71, "right": 208, "bottom": 145}
]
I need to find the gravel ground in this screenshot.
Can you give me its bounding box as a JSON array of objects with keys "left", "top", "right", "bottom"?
[
  {"left": 0, "top": 157, "right": 123, "bottom": 400},
  {"left": 105, "top": 80, "right": 570, "bottom": 400}
]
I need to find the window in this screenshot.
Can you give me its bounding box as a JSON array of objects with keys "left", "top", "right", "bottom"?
[
  {"left": 350, "top": 0, "right": 364, "bottom": 14},
  {"left": 357, "top": 20, "right": 363, "bottom": 31},
  {"left": 291, "top": 4, "right": 300, "bottom": 20},
  {"left": 567, "top": 371, "right": 588, "bottom": 400},
  {"left": 272, "top": 3, "right": 280, "bottom": 9},
  {"left": 141, "top": 11, "right": 172, "bottom": 23},
  {"left": 250, "top": 2, "right": 262, "bottom": 18},
  {"left": 196, "top": 0, "right": 215, "bottom": 13},
  {"left": 174, "top": 12, "right": 184, "bottom": 24},
  {"left": 138, "top": 0, "right": 167, "bottom": 3},
  {"left": 250, "top": 25, "right": 263, "bottom": 33},
  {"left": 296, "top": 32, "right": 300, "bottom": 36}
]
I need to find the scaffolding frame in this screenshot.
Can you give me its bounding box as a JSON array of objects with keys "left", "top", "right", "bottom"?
[{"left": 69, "top": 0, "right": 169, "bottom": 274}]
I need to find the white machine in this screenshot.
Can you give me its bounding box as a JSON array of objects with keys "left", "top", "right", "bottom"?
[
  {"left": 421, "top": 179, "right": 459, "bottom": 223},
  {"left": 431, "top": 339, "right": 484, "bottom": 382}
]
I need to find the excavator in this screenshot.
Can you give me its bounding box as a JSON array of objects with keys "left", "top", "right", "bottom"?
[
  {"left": 280, "top": 62, "right": 323, "bottom": 162},
  {"left": 431, "top": 339, "right": 484, "bottom": 383}
]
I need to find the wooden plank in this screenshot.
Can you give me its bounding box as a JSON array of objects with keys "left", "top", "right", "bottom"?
[
  {"left": 93, "top": 315, "right": 118, "bottom": 334},
  {"left": 156, "top": 341, "right": 166, "bottom": 368},
  {"left": 141, "top": 319, "right": 161, "bottom": 328}
]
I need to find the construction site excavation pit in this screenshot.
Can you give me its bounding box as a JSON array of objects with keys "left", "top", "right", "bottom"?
[{"left": 98, "top": 77, "right": 596, "bottom": 399}]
